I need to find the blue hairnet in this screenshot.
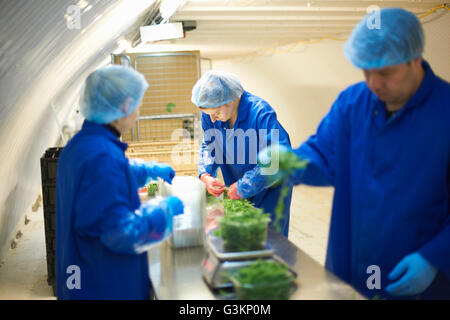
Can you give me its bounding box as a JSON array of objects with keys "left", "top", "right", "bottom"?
[
  {"left": 191, "top": 70, "right": 244, "bottom": 108},
  {"left": 80, "top": 65, "right": 149, "bottom": 124},
  {"left": 343, "top": 8, "right": 424, "bottom": 69}
]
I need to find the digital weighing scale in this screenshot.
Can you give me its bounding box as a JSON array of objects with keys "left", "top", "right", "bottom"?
[{"left": 201, "top": 233, "right": 296, "bottom": 289}]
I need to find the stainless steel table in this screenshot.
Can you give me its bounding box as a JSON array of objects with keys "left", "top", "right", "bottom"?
[{"left": 147, "top": 228, "right": 366, "bottom": 300}]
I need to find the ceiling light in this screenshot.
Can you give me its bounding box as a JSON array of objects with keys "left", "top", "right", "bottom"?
[{"left": 140, "top": 22, "right": 184, "bottom": 42}]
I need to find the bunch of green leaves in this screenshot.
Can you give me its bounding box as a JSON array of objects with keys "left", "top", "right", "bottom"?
[
  {"left": 258, "top": 146, "right": 309, "bottom": 173},
  {"left": 146, "top": 182, "right": 158, "bottom": 197},
  {"left": 222, "top": 199, "right": 259, "bottom": 215},
  {"left": 273, "top": 184, "right": 291, "bottom": 233},
  {"left": 259, "top": 147, "right": 309, "bottom": 234},
  {"left": 278, "top": 150, "right": 309, "bottom": 172},
  {"left": 215, "top": 199, "right": 270, "bottom": 252},
  {"left": 231, "top": 260, "right": 294, "bottom": 300}
]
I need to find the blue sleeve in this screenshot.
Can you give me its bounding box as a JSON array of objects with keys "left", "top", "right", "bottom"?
[
  {"left": 128, "top": 158, "right": 165, "bottom": 187},
  {"left": 256, "top": 106, "right": 291, "bottom": 148},
  {"left": 128, "top": 158, "right": 149, "bottom": 187},
  {"left": 238, "top": 107, "right": 291, "bottom": 198},
  {"left": 291, "top": 95, "right": 347, "bottom": 186},
  {"left": 198, "top": 113, "right": 220, "bottom": 178},
  {"left": 74, "top": 153, "right": 168, "bottom": 254},
  {"left": 418, "top": 175, "right": 450, "bottom": 280}
]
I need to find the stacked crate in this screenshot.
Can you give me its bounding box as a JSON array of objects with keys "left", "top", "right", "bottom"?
[
  {"left": 112, "top": 51, "right": 202, "bottom": 177},
  {"left": 40, "top": 147, "right": 63, "bottom": 296},
  {"left": 126, "top": 140, "right": 199, "bottom": 177}
]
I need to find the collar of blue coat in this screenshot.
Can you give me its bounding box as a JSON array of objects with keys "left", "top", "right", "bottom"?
[
  {"left": 213, "top": 90, "right": 250, "bottom": 129},
  {"left": 369, "top": 59, "right": 437, "bottom": 112},
  {"left": 81, "top": 120, "right": 128, "bottom": 151},
  {"left": 234, "top": 90, "right": 251, "bottom": 127}
]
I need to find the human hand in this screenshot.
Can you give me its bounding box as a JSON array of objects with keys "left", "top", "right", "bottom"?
[
  {"left": 227, "top": 182, "right": 242, "bottom": 200},
  {"left": 200, "top": 173, "right": 225, "bottom": 197},
  {"left": 386, "top": 252, "right": 437, "bottom": 296},
  {"left": 151, "top": 163, "right": 175, "bottom": 184}
]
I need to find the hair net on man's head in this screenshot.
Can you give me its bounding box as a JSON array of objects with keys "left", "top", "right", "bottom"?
[
  {"left": 191, "top": 70, "right": 244, "bottom": 108},
  {"left": 80, "top": 65, "right": 149, "bottom": 124},
  {"left": 343, "top": 8, "right": 424, "bottom": 69}
]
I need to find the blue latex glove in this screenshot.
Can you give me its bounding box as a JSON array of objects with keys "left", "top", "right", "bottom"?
[
  {"left": 129, "top": 159, "right": 175, "bottom": 187},
  {"left": 386, "top": 252, "right": 438, "bottom": 296},
  {"left": 100, "top": 195, "right": 184, "bottom": 254},
  {"left": 150, "top": 162, "right": 175, "bottom": 184}
]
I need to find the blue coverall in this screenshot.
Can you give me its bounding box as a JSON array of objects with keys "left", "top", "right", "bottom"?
[
  {"left": 199, "top": 91, "right": 293, "bottom": 237},
  {"left": 293, "top": 61, "right": 450, "bottom": 299},
  {"left": 56, "top": 121, "right": 150, "bottom": 299}
]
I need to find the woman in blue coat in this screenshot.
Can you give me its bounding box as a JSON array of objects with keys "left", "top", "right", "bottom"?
[
  {"left": 259, "top": 8, "right": 450, "bottom": 299},
  {"left": 56, "top": 66, "right": 184, "bottom": 299},
  {"left": 192, "top": 70, "right": 292, "bottom": 237}
]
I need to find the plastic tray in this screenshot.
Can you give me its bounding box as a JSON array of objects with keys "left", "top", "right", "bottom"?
[{"left": 206, "top": 232, "right": 274, "bottom": 261}]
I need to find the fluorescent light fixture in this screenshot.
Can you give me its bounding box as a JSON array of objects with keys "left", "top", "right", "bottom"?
[{"left": 140, "top": 22, "right": 184, "bottom": 42}]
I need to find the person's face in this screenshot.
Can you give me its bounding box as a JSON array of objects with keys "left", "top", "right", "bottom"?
[
  {"left": 122, "top": 106, "right": 139, "bottom": 131},
  {"left": 200, "top": 101, "right": 236, "bottom": 123},
  {"left": 111, "top": 105, "right": 139, "bottom": 133},
  {"left": 363, "top": 58, "right": 423, "bottom": 106}
]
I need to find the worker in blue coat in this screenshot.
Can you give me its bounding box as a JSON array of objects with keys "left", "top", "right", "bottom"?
[
  {"left": 56, "top": 65, "right": 184, "bottom": 299},
  {"left": 258, "top": 8, "right": 450, "bottom": 299},
  {"left": 192, "top": 70, "right": 292, "bottom": 237}
]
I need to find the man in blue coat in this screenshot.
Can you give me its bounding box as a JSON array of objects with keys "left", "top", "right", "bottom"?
[
  {"left": 259, "top": 8, "right": 449, "bottom": 299},
  {"left": 56, "top": 66, "right": 184, "bottom": 299},
  {"left": 192, "top": 70, "right": 292, "bottom": 237}
]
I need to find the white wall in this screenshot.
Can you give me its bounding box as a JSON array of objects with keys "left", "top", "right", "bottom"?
[
  {"left": 214, "top": 41, "right": 362, "bottom": 147},
  {"left": 422, "top": 11, "right": 450, "bottom": 80},
  {"left": 213, "top": 12, "right": 450, "bottom": 148}
]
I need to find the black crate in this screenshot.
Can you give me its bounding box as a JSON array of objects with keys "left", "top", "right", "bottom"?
[
  {"left": 42, "top": 206, "right": 56, "bottom": 234},
  {"left": 40, "top": 147, "right": 63, "bottom": 296},
  {"left": 40, "top": 148, "right": 63, "bottom": 184},
  {"left": 42, "top": 185, "right": 57, "bottom": 207}
]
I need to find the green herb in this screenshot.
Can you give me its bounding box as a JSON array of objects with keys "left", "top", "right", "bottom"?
[
  {"left": 215, "top": 199, "right": 270, "bottom": 252},
  {"left": 231, "top": 260, "right": 293, "bottom": 300},
  {"left": 260, "top": 148, "right": 309, "bottom": 233},
  {"left": 278, "top": 150, "right": 309, "bottom": 172},
  {"left": 146, "top": 182, "right": 158, "bottom": 197},
  {"left": 273, "top": 183, "right": 290, "bottom": 233}
]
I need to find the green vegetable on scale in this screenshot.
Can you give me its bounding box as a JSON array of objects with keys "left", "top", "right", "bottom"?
[
  {"left": 215, "top": 199, "right": 270, "bottom": 252},
  {"left": 231, "top": 260, "right": 294, "bottom": 300}
]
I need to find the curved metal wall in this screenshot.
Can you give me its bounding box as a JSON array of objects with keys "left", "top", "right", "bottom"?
[{"left": 0, "top": 0, "right": 154, "bottom": 258}]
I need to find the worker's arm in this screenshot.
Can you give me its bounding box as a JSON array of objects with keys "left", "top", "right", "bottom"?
[
  {"left": 128, "top": 158, "right": 175, "bottom": 187},
  {"left": 74, "top": 153, "right": 183, "bottom": 254},
  {"left": 289, "top": 93, "right": 351, "bottom": 187},
  {"left": 198, "top": 113, "right": 221, "bottom": 179},
  {"left": 252, "top": 97, "right": 346, "bottom": 194},
  {"left": 235, "top": 108, "right": 291, "bottom": 199},
  {"left": 417, "top": 188, "right": 450, "bottom": 282}
]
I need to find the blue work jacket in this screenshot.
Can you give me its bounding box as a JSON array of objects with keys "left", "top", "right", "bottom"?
[
  {"left": 199, "top": 91, "right": 293, "bottom": 237},
  {"left": 294, "top": 61, "right": 450, "bottom": 299},
  {"left": 56, "top": 120, "right": 150, "bottom": 299}
]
